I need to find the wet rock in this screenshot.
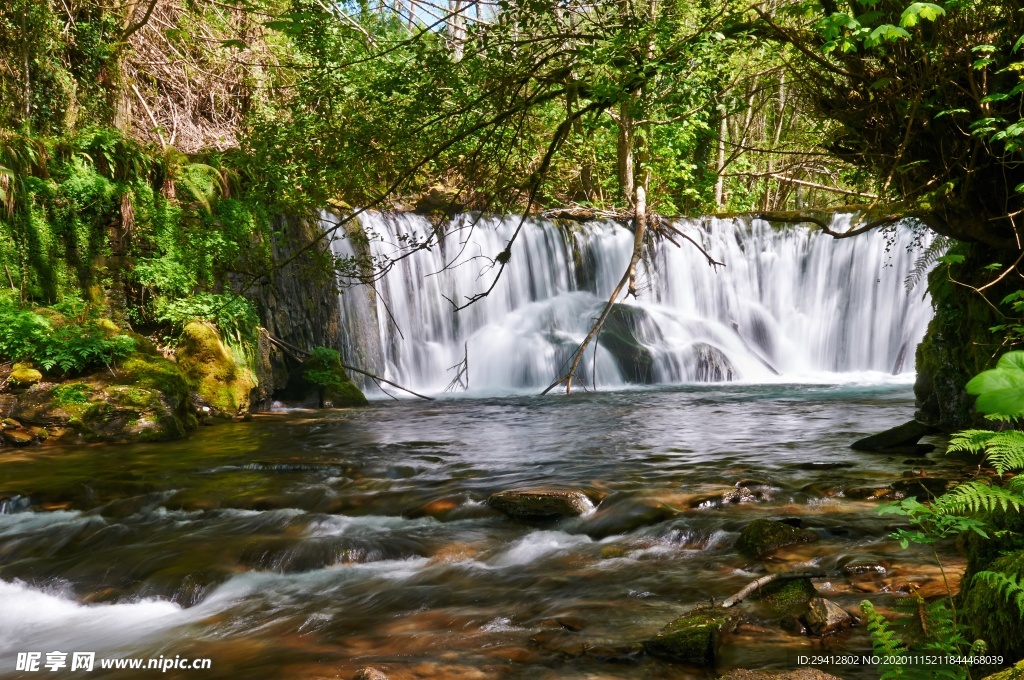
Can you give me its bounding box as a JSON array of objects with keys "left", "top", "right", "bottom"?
[
  {"left": 839, "top": 556, "right": 890, "bottom": 576},
  {"left": 755, "top": 578, "right": 817, "bottom": 617},
  {"left": 734, "top": 519, "right": 818, "bottom": 559},
  {"left": 585, "top": 643, "right": 642, "bottom": 662},
  {"left": 1, "top": 417, "right": 22, "bottom": 429},
  {"left": 600, "top": 545, "right": 631, "bottom": 559},
  {"left": 980, "top": 659, "right": 1024, "bottom": 680},
  {"left": 851, "top": 420, "right": 938, "bottom": 451},
  {"left": 353, "top": 668, "right": 388, "bottom": 680},
  {"left": 487, "top": 489, "right": 594, "bottom": 521},
  {"left": 804, "top": 597, "right": 854, "bottom": 635},
  {"left": 600, "top": 305, "right": 656, "bottom": 384},
  {"left": 579, "top": 495, "right": 676, "bottom": 538},
  {"left": 1, "top": 428, "right": 36, "bottom": 446},
  {"left": 888, "top": 477, "right": 955, "bottom": 500},
  {"left": 642, "top": 605, "right": 735, "bottom": 666},
  {"left": 692, "top": 342, "right": 736, "bottom": 382},
  {"left": 720, "top": 669, "right": 842, "bottom": 680},
  {"left": 723, "top": 486, "right": 756, "bottom": 503}
]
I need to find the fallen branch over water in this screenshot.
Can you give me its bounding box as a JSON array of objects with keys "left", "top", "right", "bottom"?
[
  {"left": 266, "top": 335, "right": 435, "bottom": 401},
  {"left": 722, "top": 570, "right": 826, "bottom": 608}
]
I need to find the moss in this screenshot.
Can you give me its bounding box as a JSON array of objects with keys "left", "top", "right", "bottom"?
[
  {"left": 51, "top": 382, "right": 92, "bottom": 406},
  {"left": 982, "top": 659, "right": 1024, "bottom": 679},
  {"left": 756, "top": 578, "right": 817, "bottom": 617},
  {"left": 176, "top": 322, "right": 256, "bottom": 415},
  {"left": 301, "top": 347, "right": 367, "bottom": 408},
  {"left": 8, "top": 367, "right": 43, "bottom": 388},
  {"left": 642, "top": 606, "right": 732, "bottom": 665},
  {"left": 735, "top": 519, "right": 818, "bottom": 559},
  {"left": 116, "top": 354, "right": 190, "bottom": 410},
  {"left": 961, "top": 550, "right": 1024, "bottom": 659}
]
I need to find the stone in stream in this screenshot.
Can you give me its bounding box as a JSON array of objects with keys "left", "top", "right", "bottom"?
[
  {"left": 754, "top": 577, "right": 818, "bottom": 617},
  {"left": 1, "top": 428, "right": 37, "bottom": 446},
  {"left": 642, "top": 606, "right": 735, "bottom": 666},
  {"left": 352, "top": 669, "right": 388, "bottom": 680},
  {"left": 486, "top": 489, "right": 594, "bottom": 521},
  {"left": 734, "top": 519, "right": 818, "bottom": 559},
  {"left": 804, "top": 597, "right": 854, "bottom": 635},
  {"left": 720, "top": 670, "right": 842, "bottom": 680},
  {"left": 850, "top": 419, "right": 938, "bottom": 452},
  {"left": 578, "top": 495, "right": 676, "bottom": 538}
]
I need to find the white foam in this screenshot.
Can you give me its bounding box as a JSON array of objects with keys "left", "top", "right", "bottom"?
[{"left": 490, "top": 531, "right": 592, "bottom": 567}]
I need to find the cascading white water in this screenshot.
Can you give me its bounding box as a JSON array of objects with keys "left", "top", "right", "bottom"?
[{"left": 329, "top": 211, "right": 934, "bottom": 394}]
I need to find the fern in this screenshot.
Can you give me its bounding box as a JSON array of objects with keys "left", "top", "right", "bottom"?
[
  {"left": 934, "top": 480, "right": 1023, "bottom": 515},
  {"left": 949, "top": 430, "right": 1024, "bottom": 474},
  {"left": 974, "top": 571, "right": 1024, "bottom": 620},
  {"left": 905, "top": 235, "right": 951, "bottom": 292},
  {"left": 862, "top": 601, "right": 907, "bottom": 680}
]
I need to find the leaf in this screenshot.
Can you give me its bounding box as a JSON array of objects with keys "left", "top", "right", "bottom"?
[
  {"left": 866, "top": 24, "right": 911, "bottom": 47},
  {"left": 899, "top": 2, "right": 946, "bottom": 28}
]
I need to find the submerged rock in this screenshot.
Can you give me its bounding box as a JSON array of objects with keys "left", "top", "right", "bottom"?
[
  {"left": 851, "top": 419, "right": 938, "bottom": 451},
  {"left": 804, "top": 597, "right": 854, "bottom": 636},
  {"left": 642, "top": 605, "right": 734, "bottom": 666},
  {"left": 353, "top": 668, "right": 388, "bottom": 680},
  {"left": 600, "top": 304, "right": 657, "bottom": 384},
  {"left": 487, "top": 489, "right": 594, "bottom": 521},
  {"left": 735, "top": 519, "right": 818, "bottom": 559},
  {"left": 578, "top": 495, "right": 677, "bottom": 538}
]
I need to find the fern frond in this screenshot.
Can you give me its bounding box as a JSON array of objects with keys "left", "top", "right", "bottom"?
[
  {"left": 974, "top": 571, "right": 1024, "bottom": 620},
  {"left": 947, "top": 429, "right": 999, "bottom": 455},
  {"left": 862, "top": 601, "right": 907, "bottom": 679},
  {"left": 934, "top": 481, "right": 1024, "bottom": 514},
  {"left": 905, "top": 235, "right": 951, "bottom": 292},
  {"left": 975, "top": 431, "right": 1024, "bottom": 475}
]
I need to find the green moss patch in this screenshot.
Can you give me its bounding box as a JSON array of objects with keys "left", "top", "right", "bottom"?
[{"left": 642, "top": 606, "right": 733, "bottom": 666}]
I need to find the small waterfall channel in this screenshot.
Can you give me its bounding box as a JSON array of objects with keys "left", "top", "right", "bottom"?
[{"left": 330, "top": 212, "right": 934, "bottom": 394}]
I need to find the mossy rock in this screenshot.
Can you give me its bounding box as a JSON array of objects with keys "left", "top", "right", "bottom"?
[
  {"left": 600, "top": 304, "right": 657, "bottom": 384},
  {"left": 176, "top": 322, "right": 257, "bottom": 417},
  {"left": 755, "top": 578, "right": 817, "bottom": 617},
  {"left": 961, "top": 550, "right": 1024, "bottom": 659},
  {"left": 735, "top": 519, "right": 818, "bottom": 559},
  {"left": 981, "top": 660, "right": 1024, "bottom": 680},
  {"left": 642, "top": 605, "right": 734, "bottom": 666},
  {"left": 7, "top": 366, "right": 43, "bottom": 388},
  {"left": 299, "top": 347, "right": 367, "bottom": 408}
]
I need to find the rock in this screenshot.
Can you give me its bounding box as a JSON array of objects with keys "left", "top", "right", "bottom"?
[
  {"left": 720, "top": 669, "right": 842, "bottom": 680},
  {"left": 177, "top": 322, "right": 258, "bottom": 417},
  {"left": 692, "top": 342, "right": 736, "bottom": 382},
  {"left": 579, "top": 495, "right": 676, "bottom": 538},
  {"left": 12, "top": 354, "right": 195, "bottom": 443},
  {"left": 734, "top": 519, "right": 818, "bottom": 559},
  {"left": 888, "top": 477, "right": 955, "bottom": 500},
  {"left": 839, "top": 556, "right": 889, "bottom": 576},
  {"left": 1, "top": 417, "right": 21, "bottom": 429},
  {"left": 804, "top": 597, "right": 854, "bottom": 635},
  {"left": 600, "top": 304, "right": 657, "bottom": 384},
  {"left": 642, "top": 606, "right": 734, "bottom": 666},
  {"left": 755, "top": 578, "right": 817, "bottom": 617},
  {"left": 723, "top": 486, "right": 756, "bottom": 503},
  {"left": 7, "top": 365, "right": 42, "bottom": 388},
  {"left": 1, "top": 429, "right": 36, "bottom": 446},
  {"left": 981, "top": 660, "right": 1024, "bottom": 680},
  {"left": 297, "top": 347, "right": 368, "bottom": 408},
  {"left": 851, "top": 419, "right": 938, "bottom": 451},
  {"left": 487, "top": 489, "right": 594, "bottom": 521},
  {"left": 353, "top": 668, "right": 389, "bottom": 680}
]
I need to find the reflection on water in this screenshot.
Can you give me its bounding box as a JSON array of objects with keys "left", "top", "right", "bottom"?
[{"left": 0, "top": 384, "right": 967, "bottom": 679}]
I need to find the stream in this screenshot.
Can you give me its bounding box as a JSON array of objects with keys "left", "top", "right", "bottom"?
[{"left": 0, "top": 381, "right": 968, "bottom": 679}]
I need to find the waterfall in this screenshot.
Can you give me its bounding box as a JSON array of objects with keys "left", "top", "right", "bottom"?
[{"left": 329, "top": 211, "right": 934, "bottom": 394}]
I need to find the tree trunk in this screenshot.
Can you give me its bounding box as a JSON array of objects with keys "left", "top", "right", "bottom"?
[
  {"left": 714, "top": 109, "right": 727, "bottom": 208},
  {"left": 618, "top": 99, "right": 635, "bottom": 205}
]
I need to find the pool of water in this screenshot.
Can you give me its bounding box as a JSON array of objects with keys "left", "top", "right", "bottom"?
[{"left": 0, "top": 383, "right": 968, "bottom": 679}]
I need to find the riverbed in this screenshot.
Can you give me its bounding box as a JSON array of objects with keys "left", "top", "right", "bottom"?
[{"left": 0, "top": 382, "right": 967, "bottom": 679}]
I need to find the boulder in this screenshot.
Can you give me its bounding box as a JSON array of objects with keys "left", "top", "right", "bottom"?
[
  {"left": 851, "top": 420, "right": 938, "bottom": 452},
  {"left": 578, "top": 495, "right": 676, "bottom": 538},
  {"left": 487, "top": 489, "right": 594, "bottom": 521},
  {"left": 804, "top": 597, "right": 854, "bottom": 636},
  {"left": 1, "top": 428, "right": 36, "bottom": 446},
  {"left": 755, "top": 578, "right": 817, "bottom": 617},
  {"left": 600, "top": 304, "right": 657, "bottom": 384},
  {"left": 692, "top": 342, "right": 736, "bottom": 382},
  {"left": 735, "top": 519, "right": 818, "bottom": 559},
  {"left": 176, "top": 322, "right": 257, "bottom": 417},
  {"left": 7, "top": 364, "right": 42, "bottom": 388},
  {"left": 642, "top": 606, "right": 734, "bottom": 666}
]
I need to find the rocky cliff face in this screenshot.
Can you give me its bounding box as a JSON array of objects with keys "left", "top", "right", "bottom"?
[{"left": 241, "top": 213, "right": 350, "bottom": 408}]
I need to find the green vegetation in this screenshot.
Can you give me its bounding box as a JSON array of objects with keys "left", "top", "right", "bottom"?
[{"left": 302, "top": 346, "right": 368, "bottom": 408}]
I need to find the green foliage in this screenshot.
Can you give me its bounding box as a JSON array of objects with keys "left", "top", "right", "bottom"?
[
  {"left": 0, "top": 299, "right": 135, "bottom": 373},
  {"left": 303, "top": 347, "right": 349, "bottom": 392},
  {"left": 51, "top": 382, "right": 92, "bottom": 406},
  {"left": 973, "top": 571, "right": 1024, "bottom": 621},
  {"left": 155, "top": 292, "right": 260, "bottom": 360},
  {"left": 965, "top": 351, "right": 1024, "bottom": 419}
]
